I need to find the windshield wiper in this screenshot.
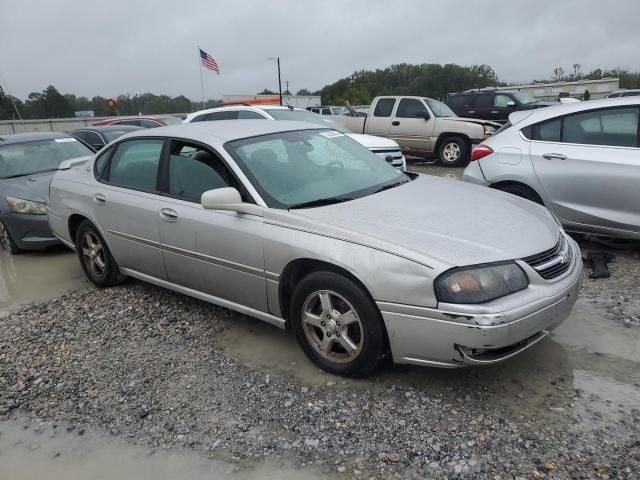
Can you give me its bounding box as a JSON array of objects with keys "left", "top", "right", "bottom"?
[
  {"left": 289, "top": 196, "right": 354, "bottom": 210},
  {"left": 0, "top": 168, "right": 58, "bottom": 180},
  {"left": 373, "top": 179, "right": 410, "bottom": 194}
]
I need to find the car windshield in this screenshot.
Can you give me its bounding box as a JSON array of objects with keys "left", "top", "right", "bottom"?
[
  {"left": 425, "top": 98, "right": 456, "bottom": 117},
  {"left": 266, "top": 109, "right": 351, "bottom": 133},
  {"left": 0, "top": 138, "right": 93, "bottom": 178},
  {"left": 512, "top": 92, "right": 537, "bottom": 105},
  {"left": 225, "top": 129, "right": 407, "bottom": 209}
]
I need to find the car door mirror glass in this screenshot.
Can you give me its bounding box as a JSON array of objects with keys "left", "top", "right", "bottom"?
[
  {"left": 416, "top": 111, "right": 430, "bottom": 120},
  {"left": 507, "top": 101, "right": 516, "bottom": 107},
  {"left": 201, "top": 187, "right": 242, "bottom": 209}
]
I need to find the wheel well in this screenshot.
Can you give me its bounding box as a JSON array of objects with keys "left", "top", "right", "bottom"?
[
  {"left": 68, "top": 214, "right": 90, "bottom": 244},
  {"left": 489, "top": 181, "right": 544, "bottom": 204},
  {"left": 279, "top": 259, "right": 374, "bottom": 323},
  {"left": 435, "top": 133, "right": 471, "bottom": 153}
]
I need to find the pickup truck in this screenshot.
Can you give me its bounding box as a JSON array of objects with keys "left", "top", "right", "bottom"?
[{"left": 333, "top": 96, "right": 500, "bottom": 167}]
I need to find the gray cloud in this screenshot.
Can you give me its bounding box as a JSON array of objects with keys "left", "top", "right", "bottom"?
[{"left": 1, "top": 0, "right": 638, "bottom": 100}]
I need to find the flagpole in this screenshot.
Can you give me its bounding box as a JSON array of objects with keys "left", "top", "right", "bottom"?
[{"left": 198, "top": 46, "right": 205, "bottom": 108}]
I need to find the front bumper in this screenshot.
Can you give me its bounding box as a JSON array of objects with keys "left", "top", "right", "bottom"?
[
  {"left": 1, "top": 212, "right": 60, "bottom": 250},
  {"left": 378, "top": 240, "right": 583, "bottom": 368}
]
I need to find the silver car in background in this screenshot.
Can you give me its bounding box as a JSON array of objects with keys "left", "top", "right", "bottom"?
[
  {"left": 47, "top": 121, "right": 582, "bottom": 377},
  {"left": 464, "top": 97, "right": 640, "bottom": 240}
]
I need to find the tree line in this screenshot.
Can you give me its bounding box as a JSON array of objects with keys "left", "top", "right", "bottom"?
[{"left": 2, "top": 63, "right": 640, "bottom": 120}]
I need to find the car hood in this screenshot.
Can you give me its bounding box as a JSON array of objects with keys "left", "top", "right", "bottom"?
[
  {"left": 0, "top": 171, "right": 54, "bottom": 203},
  {"left": 441, "top": 117, "right": 502, "bottom": 129},
  {"left": 346, "top": 133, "right": 401, "bottom": 150},
  {"left": 290, "top": 174, "right": 559, "bottom": 270}
]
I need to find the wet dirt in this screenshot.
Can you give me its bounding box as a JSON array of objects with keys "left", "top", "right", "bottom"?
[
  {"left": 0, "top": 420, "right": 323, "bottom": 480},
  {"left": 0, "top": 248, "right": 89, "bottom": 317}
]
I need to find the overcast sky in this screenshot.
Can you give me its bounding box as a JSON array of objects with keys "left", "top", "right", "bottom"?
[{"left": 1, "top": 0, "right": 639, "bottom": 101}]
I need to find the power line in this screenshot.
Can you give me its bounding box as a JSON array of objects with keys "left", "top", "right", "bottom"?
[{"left": 0, "top": 71, "right": 23, "bottom": 120}]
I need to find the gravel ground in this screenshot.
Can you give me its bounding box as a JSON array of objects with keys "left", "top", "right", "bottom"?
[{"left": 1, "top": 280, "right": 639, "bottom": 479}]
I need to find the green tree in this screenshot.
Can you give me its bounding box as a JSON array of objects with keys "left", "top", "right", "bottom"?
[
  {"left": 296, "top": 88, "right": 312, "bottom": 95},
  {"left": 258, "top": 88, "right": 276, "bottom": 95}
]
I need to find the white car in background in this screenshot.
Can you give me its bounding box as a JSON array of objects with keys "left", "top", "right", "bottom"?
[{"left": 184, "top": 105, "right": 407, "bottom": 171}]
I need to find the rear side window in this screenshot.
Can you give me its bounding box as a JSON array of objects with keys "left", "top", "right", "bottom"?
[
  {"left": 207, "top": 111, "right": 238, "bottom": 121},
  {"left": 563, "top": 108, "right": 638, "bottom": 147},
  {"left": 237, "top": 110, "right": 266, "bottom": 119},
  {"left": 190, "top": 114, "right": 208, "bottom": 122},
  {"left": 395, "top": 98, "right": 427, "bottom": 118},
  {"left": 446, "top": 95, "right": 468, "bottom": 110},
  {"left": 532, "top": 118, "right": 561, "bottom": 142},
  {"left": 622, "top": 91, "right": 640, "bottom": 97},
  {"left": 373, "top": 98, "right": 396, "bottom": 117},
  {"left": 471, "top": 95, "right": 492, "bottom": 108},
  {"left": 106, "top": 139, "right": 163, "bottom": 192},
  {"left": 141, "top": 119, "right": 161, "bottom": 128},
  {"left": 116, "top": 119, "right": 142, "bottom": 127}
]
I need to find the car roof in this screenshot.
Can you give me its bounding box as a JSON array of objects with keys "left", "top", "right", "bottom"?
[
  {"left": 0, "top": 131, "right": 71, "bottom": 145},
  {"left": 511, "top": 96, "right": 640, "bottom": 126},
  {"left": 120, "top": 120, "right": 327, "bottom": 143},
  {"left": 72, "top": 125, "right": 143, "bottom": 133}
]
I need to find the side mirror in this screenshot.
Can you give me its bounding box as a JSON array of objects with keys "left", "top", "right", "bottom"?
[
  {"left": 416, "top": 110, "right": 430, "bottom": 120},
  {"left": 92, "top": 144, "right": 104, "bottom": 150},
  {"left": 201, "top": 187, "right": 263, "bottom": 216},
  {"left": 506, "top": 101, "right": 516, "bottom": 107}
]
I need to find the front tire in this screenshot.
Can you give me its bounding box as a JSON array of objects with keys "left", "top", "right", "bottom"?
[
  {"left": 290, "top": 271, "right": 387, "bottom": 377},
  {"left": 0, "top": 220, "right": 22, "bottom": 255},
  {"left": 437, "top": 136, "right": 469, "bottom": 167},
  {"left": 75, "top": 221, "right": 125, "bottom": 287}
]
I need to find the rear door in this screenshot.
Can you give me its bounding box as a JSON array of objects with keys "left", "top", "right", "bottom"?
[
  {"left": 365, "top": 98, "right": 395, "bottom": 136},
  {"left": 91, "top": 138, "right": 167, "bottom": 278},
  {"left": 388, "top": 98, "right": 435, "bottom": 153},
  {"left": 467, "top": 93, "right": 493, "bottom": 120},
  {"left": 529, "top": 106, "right": 640, "bottom": 234}
]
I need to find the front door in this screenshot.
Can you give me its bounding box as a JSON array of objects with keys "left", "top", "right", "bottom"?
[
  {"left": 91, "top": 138, "right": 167, "bottom": 279},
  {"left": 157, "top": 139, "right": 267, "bottom": 312},
  {"left": 529, "top": 106, "right": 640, "bottom": 235},
  {"left": 388, "top": 98, "right": 434, "bottom": 153}
]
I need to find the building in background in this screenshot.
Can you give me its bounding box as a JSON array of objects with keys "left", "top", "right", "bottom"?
[
  {"left": 223, "top": 94, "right": 321, "bottom": 109},
  {"left": 504, "top": 78, "right": 620, "bottom": 101}
]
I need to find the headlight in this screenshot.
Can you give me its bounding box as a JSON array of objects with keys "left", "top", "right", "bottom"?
[
  {"left": 435, "top": 262, "right": 528, "bottom": 304},
  {"left": 6, "top": 196, "right": 47, "bottom": 215}
]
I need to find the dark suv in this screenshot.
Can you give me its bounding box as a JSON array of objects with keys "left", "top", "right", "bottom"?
[{"left": 446, "top": 89, "right": 555, "bottom": 123}]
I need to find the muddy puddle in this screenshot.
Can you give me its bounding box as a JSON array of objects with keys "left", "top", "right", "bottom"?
[
  {"left": 0, "top": 248, "right": 89, "bottom": 317},
  {"left": 0, "top": 420, "right": 325, "bottom": 480}
]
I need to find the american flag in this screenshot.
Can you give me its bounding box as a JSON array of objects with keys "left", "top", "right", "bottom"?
[{"left": 199, "top": 48, "right": 220, "bottom": 74}]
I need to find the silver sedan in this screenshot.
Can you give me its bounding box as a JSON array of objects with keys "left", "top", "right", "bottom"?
[
  {"left": 463, "top": 97, "right": 640, "bottom": 240},
  {"left": 47, "top": 121, "right": 583, "bottom": 376}
]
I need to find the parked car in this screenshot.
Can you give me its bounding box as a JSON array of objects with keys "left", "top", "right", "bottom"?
[
  {"left": 71, "top": 125, "right": 143, "bottom": 150},
  {"left": 332, "top": 96, "right": 500, "bottom": 167},
  {"left": 607, "top": 89, "right": 640, "bottom": 98},
  {"left": 446, "top": 89, "right": 556, "bottom": 124},
  {"left": 0, "top": 132, "right": 94, "bottom": 254},
  {"left": 47, "top": 121, "right": 582, "bottom": 376},
  {"left": 184, "top": 105, "right": 406, "bottom": 170},
  {"left": 463, "top": 97, "right": 640, "bottom": 240},
  {"left": 93, "top": 115, "right": 182, "bottom": 128},
  {"left": 306, "top": 106, "right": 348, "bottom": 116}
]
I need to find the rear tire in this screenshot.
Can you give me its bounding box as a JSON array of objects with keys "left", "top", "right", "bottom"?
[
  {"left": 290, "top": 271, "right": 387, "bottom": 377},
  {"left": 75, "top": 220, "right": 126, "bottom": 287},
  {"left": 494, "top": 183, "right": 543, "bottom": 205},
  {"left": 0, "top": 220, "right": 22, "bottom": 255},
  {"left": 437, "top": 136, "right": 469, "bottom": 167}
]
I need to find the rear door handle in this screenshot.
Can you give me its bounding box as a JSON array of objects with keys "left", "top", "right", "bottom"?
[
  {"left": 468, "top": 110, "right": 476, "bottom": 114},
  {"left": 391, "top": 121, "right": 400, "bottom": 126},
  {"left": 542, "top": 153, "right": 567, "bottom": 160},
  {"left": 160, "top": 208, "right": 179, "bottom": 222},
  {"left": 490, "top": 110, "right": 499, "bottom": 114},
  {"left": 93, "top": 193, "right": 106, "bottom": 204}
]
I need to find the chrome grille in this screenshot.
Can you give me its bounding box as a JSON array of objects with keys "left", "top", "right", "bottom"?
[
  {"left": 522, "top": 235, "right": 572, "bottom": 280},
  {"left": 372, "top": 149, "right": 403, "bottom": 165}
]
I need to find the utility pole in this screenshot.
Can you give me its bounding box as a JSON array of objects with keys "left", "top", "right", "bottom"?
[
  {"left": 268, "top": 57, "right": 283, "bottom": 105},
  {"left": 285, "top": 81, "right": 289, "bottom": 93}
]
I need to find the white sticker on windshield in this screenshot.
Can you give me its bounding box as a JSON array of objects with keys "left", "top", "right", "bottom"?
[
  {"left": 54, "top": 138, "right": 78, "bottom": 143},
  {"left": 319, "top": 131, "right": 344, "bottom": 139}
]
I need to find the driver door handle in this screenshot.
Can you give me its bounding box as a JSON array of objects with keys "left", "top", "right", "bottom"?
[
  {"left": 160, "top": 208, "right": 179, "bottom": 222},
  {"left": 542, "top": 153, "right": 567, "bottom": 161},
  {"left": 93, "top": 193, "right": 106, "bottom": 204},
  {"left": 392, "top": 121, "right": 400, "bottom": 126}
]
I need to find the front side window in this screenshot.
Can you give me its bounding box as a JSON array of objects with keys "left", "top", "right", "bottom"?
[
  {"left": 373, "top": 98, "right": 396, "bottom": 117},
  {"left": 167, "top": 141, "right": 240, "bottom": 202},
  {"left": 141, "top": 119, "right": 162, "bottom": 128},
  {"left": 321, "top": 108, "right": 331, "bottom": 115},
  {"left": 225, "top": 129, "right": 406, "bottom": 209},
  {"left": 395, "top": 98, "right": 428, "bottom": 118},
  {"left": 115, "top": 119, "right": 142, "bottom": 127},
  {"left": 106, "top": 139, "right": 163, "bottom": 192},
  {"left": 0, "top": 137, "right": 93, "bottom": 179},
  {"left": 237, "top": 110, "right": 266, "bottom": 119},
  {"left": 267, "top": 109, "right": 350, "bottom": 132},
  {"left": 563, "top": 108, "right": 638, "bottom": 147},
  {"left": 494, "top": 95, "right": 513, "bottom": 108},
  {"left": 512, "top": 92, "right": 537, "bottom": 105},
  {"left": 471, "top": 95, "right": 492, "bottom": 108},
  {"left": 207, "top": 111, "right": 238, "bottom": 121}
]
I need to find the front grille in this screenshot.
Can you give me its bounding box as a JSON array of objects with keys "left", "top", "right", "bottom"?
[
  {"left": 522, "top": 235, "right": 572, "bottom": 280},
  {"left": 373, "top": 149, "right": 403, "bottom": 164}
]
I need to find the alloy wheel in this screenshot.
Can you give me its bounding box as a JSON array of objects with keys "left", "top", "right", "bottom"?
[
  {"left": 302, "top": 290, "right": 364, "bottom": 363},
  {"left": 82, "top": 231, "right": 106, "bottom": 278},
  {"left": 442, "top": 142, "right": 461, "bottom": 163}
]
